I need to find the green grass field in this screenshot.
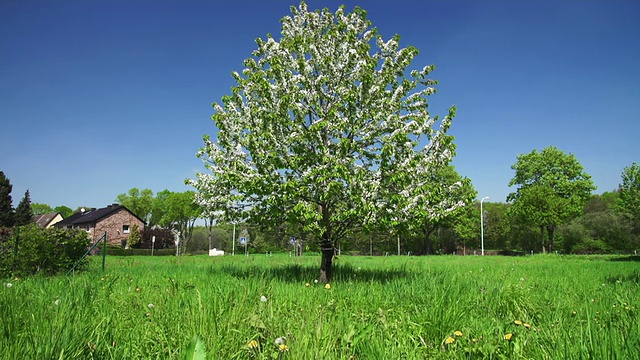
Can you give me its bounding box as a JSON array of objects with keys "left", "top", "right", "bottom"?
[{"left": 1, "top": 254, "right": 639, "bottom": 359}]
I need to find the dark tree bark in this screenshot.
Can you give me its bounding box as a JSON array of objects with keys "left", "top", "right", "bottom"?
[
  {"left": 318, "top": 204, "right": 334, "bottom": 283},
  {"left": 547, "top": 225, "right": 555, "bottom": 253},
  {"left": 319, "top": 232, "right": 334, "bottom": 283},
  {"left": 423, "top": 225, "right": 437, "bottom": 255}
]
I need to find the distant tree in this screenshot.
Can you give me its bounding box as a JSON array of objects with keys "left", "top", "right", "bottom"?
[
  {"left": 190, "top": 2, "right": 460, "bottom": 281},
  {"left": 618, "top": 162, "right": 640, "bottom": 235},
  {"left": 583, "top": 209, "right": 634, "bottom": 251},
  {"left": 483, "top": 202, "right": 512, "bottom": 251},
  {"left": 54, "top": 206, "right": 74, "bottom": 218},
  {"left": 31, "top": 203, "right": 54, "bottom": 215},
  {"left": 584, "top": 192, "right": 618, "bottom": 215},
  {"left": 559, "top": 207, "right": 633, "bottom": 254},
  {"left": 150, "top": 190, "right": 171, "bottom": 227},
  {"left": 0, "top": 171, "right": 14, "bottom": 227},
  {"left": 404, "top": 165, "right": 476, "bottom": 255},
  {"left": 453, "top": 202, "right": 481, "bottom": 251},
  {"left": 14, "top": 190, "right": 33, "bottom": 226},
  {"left": 115, "top": 188, "right": 154, "bottom": 224},
  {"left": 507, "top": 146, "right": 595, "bottom": 253},
  {"left": 157, "top": 191, "right": 201, "bottom": 255}
]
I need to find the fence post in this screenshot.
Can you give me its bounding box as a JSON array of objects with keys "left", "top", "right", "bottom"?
[{"left": 101, "top": 231, "right": 107, "bottom": 271}]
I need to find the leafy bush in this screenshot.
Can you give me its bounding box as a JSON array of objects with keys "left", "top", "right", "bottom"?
[
  {"left": 139, "top": 227, "right": 174, "bottom": 249},
  {"left": 571, "top": 237, "right": 612, "bottom": 254},
  {"left": 558, "top": 219, "right": 590, "bottom": 254},
  {"left": 0, "top": 224, "right": 91, "bottom": 277}
]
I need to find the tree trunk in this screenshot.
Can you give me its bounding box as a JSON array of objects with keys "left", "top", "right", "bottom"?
[
  {"left": 318, "top": 204, "right": 333, "bottom": 283},
  {"left": 540, "top": 226, "right": 546, "bottom": 254},
  {"left": 424, "top": 231, "right": 431, "bottom": 255},
  {"left": 319, "top": 232, "right": 333, "bottom": 283},
  {"left": 423, "top": 225, "right": 436, "bottom": 255},
  {"left": 547, "top": 225, "right": 555, "bottom": 253}
]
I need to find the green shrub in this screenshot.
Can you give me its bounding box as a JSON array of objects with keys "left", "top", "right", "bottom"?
[
  {"left": 0, "top": 225, "right": 91, "bottom": 277},
  {"left": 128, "top": 224, "right": 141, "bottom": 248}
]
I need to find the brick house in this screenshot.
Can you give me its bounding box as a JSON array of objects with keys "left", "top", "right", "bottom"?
[{"left": 55, "top": 204, "right": 145, "bottom": 247}]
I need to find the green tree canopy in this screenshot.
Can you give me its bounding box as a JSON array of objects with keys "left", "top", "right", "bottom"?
[
  {"left": 54, "top": 206, "right": 73, "bottom": 219},
  {"left": 190, "top": 2, "right": 460, "bottom": 281},
  {"left": 507, "top": 146, "right": 595, "bottom": 253},
  {"left": 155, "top": 190, "right": 201, "bottom": 255},
  {"left": 31, "top": 203, "right": 54, "bottom": 216},
  {"left": 618, "top": 162, "right": 640, "bottom": 235},
  {"left": 115, "top": 188, "right": 154, "bottom": 224}
]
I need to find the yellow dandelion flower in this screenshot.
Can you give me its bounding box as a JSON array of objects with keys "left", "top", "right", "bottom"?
[
  {"left": 504, "top": 333, "right": 513, "bottom": 341},
  {"left": 325, "top": 283, "right": 331, "bottom": 290},
  {"left": 524, "top": 323, "right": 531, "bottom": 329},
  {"left": 248, "top": 340, "right": 259, "bottom": 349},
  {"left": 305, "top": 282, "right": 310, "bottom": 287},
  {"left": 279, "top": 344, "right": 289, "bottom": 352},
  {"left": 514, "top": 320, "right": 523, "bottom": 326},
  {"left": 445, "top": 336, "right": 455, "bottom": 344},
  {"left": 135, "top": 287, "right": 140, "bottom": 292},
  {"left": 454, "top": 330, "right": 463, "bottom": 337}
]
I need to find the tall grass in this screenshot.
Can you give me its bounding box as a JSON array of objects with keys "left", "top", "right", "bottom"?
[{"left": 1, "top": 254, "right": 638, "bottom": 359}]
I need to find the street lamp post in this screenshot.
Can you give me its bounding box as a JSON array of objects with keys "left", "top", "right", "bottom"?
[{"left": 481, "top": 196, "right": 489, "bottom": 256}]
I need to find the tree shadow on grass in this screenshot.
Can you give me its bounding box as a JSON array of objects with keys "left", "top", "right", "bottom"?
[
  {"left": 608, "top": 255, "right": 640, "bottom": 262},
  {"left": 212, "top": 263, "right": 412, "bottom": 284}
]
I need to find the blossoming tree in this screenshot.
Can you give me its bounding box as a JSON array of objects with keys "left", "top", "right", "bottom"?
[{"left": 190, "top": 2, "right": 463, "bottom": 282}]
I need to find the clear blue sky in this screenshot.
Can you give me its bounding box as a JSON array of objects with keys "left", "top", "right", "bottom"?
[{"left": 1, "top": 0, "right": 639, "bottom": 211}]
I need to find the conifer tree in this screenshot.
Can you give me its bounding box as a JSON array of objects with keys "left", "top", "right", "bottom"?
[
  {"left": 0, "top": 171, "right": 14, "bottom": 227},
  {"left": 15, "top": 190, "right": 34, "bottom": 226}
]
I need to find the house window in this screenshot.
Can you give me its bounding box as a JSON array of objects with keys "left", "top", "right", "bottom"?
[{"left": 123, "top": 225, "right": 130, "bottom": 234}]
